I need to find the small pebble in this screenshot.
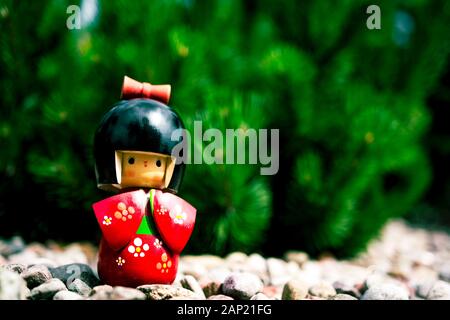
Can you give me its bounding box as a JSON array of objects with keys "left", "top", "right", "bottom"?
[
  {"left": 262, "top": 285, "right": 282, "bottom": 299},
  {"left": 438, "top": 263, "right": 450, "bottom": 282},
  {"left": 284, "top": 251, "right": 309, "bottom": 266},
  {"left": 181, "top": 255, "right": 224, "bottom": 270},
  {"left": 0, "top": 269, "right": 28, "bottom": 300},
  {"left": 361, "top": 283, "right": 409, "bottom": 300},
  {"left": 267, "top": 258, "right": 290, "bottom": 286},
  {"left": 251, "top": 293, "right": 275, "bottom": 300},
  {"left": 181, "top": 275, "right": 206, "bottom": 299},
  {"left": 329, "top": 293, "right": 358, "bottom": 300},
  {"left": 137, "top": 284, "right": 202, "bottom": 300},
  {"left": 201, "top": 280, "right": 222, "bottom": 298},
  {"left": 246, "top": 254, "right": 269, "bottom": 284},
  {"left": 21, "top": 265, "right": 52, "bottom": 289},
  {"left": 68, "top": 278, "right": 92, "bottom": 297},
  {"left": 426, "top": 281, "right": 450, "bottom": 300},
  {"left": 53, "top": 291, "right": 84, "bottom": 300},
  {"left": 416, "top": 281, "right": 435, "bottom": 298},
  {"left": 208, "top": 294, "right": 234, "bottom": 300},
  {"left": 222, "top": 272, "right": 264, "bottom": 300},
  {"left": 1, "top": 263, "right": 27, "bottom": 275},
  {"left": 309, "top": 282, "right": 337, "bottom": 298},
  {"left": 333, "top": 281, "right": 361, "bottom": 298},
  {"left": 110, "top": 286, "right": 146, "bottom": 300},
  {"left": 169, "top": 296, "right": 204, "bottom": 300},
  {"left": 89, "top": 285, "right": 113, "bottom": 300},
  {"left": 0, "top": 236, "right": 25, "bottom": 256},
  {"left": 225, "top": 252, "right": 248, "bottom": 265},
  {"left": 30, "top": 279, "right": 67, "bottom": 300},
  {"left": 282, "top": 280, "right": 309, "bottom": 300}
]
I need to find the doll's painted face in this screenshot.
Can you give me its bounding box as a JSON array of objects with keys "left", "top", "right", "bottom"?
[{"left": 115, "top": 150, "right": 176, "bottom": 189}]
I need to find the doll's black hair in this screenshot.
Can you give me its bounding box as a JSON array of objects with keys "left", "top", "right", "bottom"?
[{"left": 94, "top": 98, "right": 185, "bottom": 193}]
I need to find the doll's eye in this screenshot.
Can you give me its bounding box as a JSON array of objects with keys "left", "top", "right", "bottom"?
[
  {"left": 128, "top": 157, "right": 135, "bottom": 165},
  {"left": 156, "top": 160, "right": 162, "bottom": 167}
]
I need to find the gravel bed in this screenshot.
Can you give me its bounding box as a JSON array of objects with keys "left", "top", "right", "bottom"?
[{"left": 1, "top": 220, "right": 449, "bottom": 300}]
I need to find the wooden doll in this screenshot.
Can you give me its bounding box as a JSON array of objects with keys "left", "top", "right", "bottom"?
[{"left": 92, "top": 76, "right": 196, "bottom": 287}]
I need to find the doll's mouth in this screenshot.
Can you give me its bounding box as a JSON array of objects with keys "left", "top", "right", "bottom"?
[{"left": 142, "top": 172, "right": 164, "bottom": 180}]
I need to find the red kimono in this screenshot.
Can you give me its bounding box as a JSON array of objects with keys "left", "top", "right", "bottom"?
[{"left": 92, "top": 189, "right": 196, "bottom": 287}]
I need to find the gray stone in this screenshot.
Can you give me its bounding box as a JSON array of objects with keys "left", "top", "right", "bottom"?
[
  {"left": 0, "top": 269, "right": 28, "bottom": 300},
  {"left": 89, "top": 285, "right": 114, "bottom": 300},
  {"left": 361, "top": 283, "right": 409, "bottom": 300},
  {"left": 53, "top": 290, "right": 84, "bottom": 300},
  {"left": 329, "top": 293, "right": 358, "bottom": 300},
  {"left": 309, "top": 282, "right": 337, "bottom": 298},
  {"left": 181, "top": 275, "right": 206, "bottom": 299},
  {"left": 208, "top": 294, "right": 234, "bottom": 300},
  {"left": 21, "top": 265, "right": 52, "bottom": 289},
  {"left": 250, "top": 293, "right": 275, "bottom": 300},
  {"left": 222, "top": 272, "right": 264, "bottom": 300},
  {"left": 282, "top": 280, "right": 309, "bottom": 300},
  {"left": 1, "top": 263, "right": 27, "bottom": 275},
  {"left": 110, "top": 286, "right": 147, "bottom": 300},
  {"left": 49, "top": 263, "right": 99, "bottom": 288},
  {"left": 426, "top": 281, "right": 450, "bottom": 300},
  {"left": 137, "top": 284, "right": 202, "bottom": 300},
  {"left": 30, "top": 278, "right": 67, "bottom": 300},
  {"left": 68, "top": 278, "right": 92, "bottom": 297}
]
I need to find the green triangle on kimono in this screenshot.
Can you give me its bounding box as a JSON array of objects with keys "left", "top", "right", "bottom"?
[
  {"left": 136, "top": 189, "right": 157, "bottom": 235},
  {"left": 136, "top": 215, "right": 153, "bottom": 235}
]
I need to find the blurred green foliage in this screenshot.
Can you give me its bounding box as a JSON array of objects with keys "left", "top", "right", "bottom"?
[{"left": 0, "top": 0, "right": 449, "bottom": 256}]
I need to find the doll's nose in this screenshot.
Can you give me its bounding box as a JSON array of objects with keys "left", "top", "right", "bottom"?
[{"left": 144, "top": 161, "right": 148, "bottom": 167}]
